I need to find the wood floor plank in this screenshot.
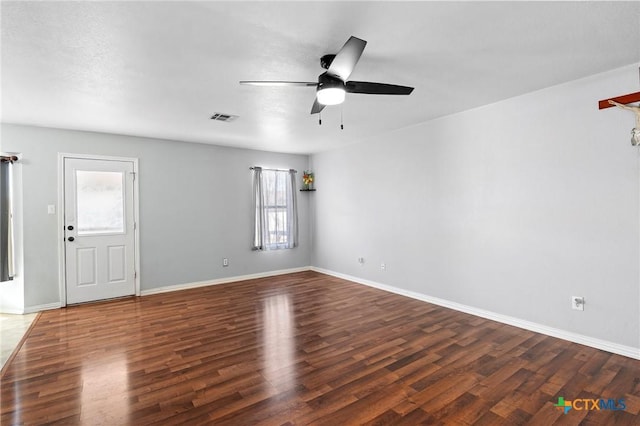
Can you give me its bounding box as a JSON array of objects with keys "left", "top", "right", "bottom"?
[{"left": 1, "top": 271, "right": 639, "bottom": 425}]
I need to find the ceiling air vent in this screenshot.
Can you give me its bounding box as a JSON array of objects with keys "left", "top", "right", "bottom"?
[{"left": 210, "top": 113, "right": 238, "bottom": 122}]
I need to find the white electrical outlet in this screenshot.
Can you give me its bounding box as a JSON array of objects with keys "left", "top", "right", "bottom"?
[
  {"left": 572, "top": 296, "right": 585, "bottom": 311},
  {"left": 223, "top": 258, "right": 229, "bottom": 267},
  {"left": 47, "top": 204, "right": 55, "bottom": 215},
  {"left": 381, "top": 263, "right": 386, "bottom": 271}
]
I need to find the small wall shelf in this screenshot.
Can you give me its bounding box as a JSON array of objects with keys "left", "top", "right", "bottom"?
[
  {"left": 598, "top": 91, "right": 640, "bottom": 109},
  {"left": 300, "top": 189, "right": 316, "bottom": 192}
]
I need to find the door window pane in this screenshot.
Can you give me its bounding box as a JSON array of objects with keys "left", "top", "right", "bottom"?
[{"left": 76, "top": 171, "right": 124, "bottom": 235}]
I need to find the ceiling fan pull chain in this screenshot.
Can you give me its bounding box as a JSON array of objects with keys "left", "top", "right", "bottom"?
[
  {"left": 341, "top": 106, "right": 344, "bottom": 130},
  {"left": 319, "top": 111, "right": 322, "bottom": 126}
]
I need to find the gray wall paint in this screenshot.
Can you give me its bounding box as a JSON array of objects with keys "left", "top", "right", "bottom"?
[
  {"left": 1, "top": 125, "right": 310, "bottom": 308},
  {"left": 311, "top": 64, "right": 640, "bottom": 349}
]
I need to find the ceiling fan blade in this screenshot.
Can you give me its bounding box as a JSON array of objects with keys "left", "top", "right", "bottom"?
[
  {"left": 326, "top": 36, "right": 367, "bottom": 81},
  {"left": 345, "top": 81, "right": 414, "bottom": 95},
  {"left": 239, "top": 81, "right": 317, "bottom": 87},
  {"left": 310, "top": 98, "right": 325, "bottom": 115}
]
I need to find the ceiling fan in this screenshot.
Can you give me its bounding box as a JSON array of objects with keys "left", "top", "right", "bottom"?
[{"left": 240, "top": 36, "right": 414, "bottom": 115}]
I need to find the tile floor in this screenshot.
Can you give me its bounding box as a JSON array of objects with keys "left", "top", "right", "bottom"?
[{"left": 0, "top": 313, "right": 38, "bottom": 370}]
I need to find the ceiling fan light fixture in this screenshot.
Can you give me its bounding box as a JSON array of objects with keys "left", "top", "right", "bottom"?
[{"left": 317, "top": 87, "right": 345, "bottom": 105}]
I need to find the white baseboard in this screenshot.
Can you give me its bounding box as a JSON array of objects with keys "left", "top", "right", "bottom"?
[
  {"left": 311, "top": 267, "right": 640, "bottom": 360},
  {"left": 23, "top": 302, "right": 62, "bottom": 314},
  {"left": 7, "top": 268, "right": 312, "bottom": 312},
  {"left": 140, "top": 266, "right": 312, "bottom": 296}
]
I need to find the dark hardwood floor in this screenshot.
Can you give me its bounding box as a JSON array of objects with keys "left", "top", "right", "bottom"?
[{"left": 1, "top": 271, "right": 639, "bottom": 425}]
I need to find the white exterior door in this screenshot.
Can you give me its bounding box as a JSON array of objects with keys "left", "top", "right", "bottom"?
[{"left": 64, "top": 158, "right": 136, "bottom": 304}]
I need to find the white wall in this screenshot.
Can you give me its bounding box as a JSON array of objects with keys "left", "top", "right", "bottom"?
[
  {"left": 1, "top": 125, "right": 311, "bottom": 311},
  {"left": 312, "top": 64, "right": 640, "bottom": 352}
]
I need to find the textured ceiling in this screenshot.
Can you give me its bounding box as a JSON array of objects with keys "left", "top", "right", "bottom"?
[{"left": 2, "top": 1, "right": 640, "bottom": 154}]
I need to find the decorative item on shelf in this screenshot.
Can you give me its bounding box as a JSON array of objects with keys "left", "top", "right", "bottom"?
[
  {"left": 607, "top": 99, "right": 640, "bottom": 146},
  {"left": 301, "top": 170, "right": 315, "bottom": 191},
  {"left": 599, "top": 85, "right": 640, "bottom": 146},
  {"left": 633, "top": 128, "right": 640, "bottom": 147}
]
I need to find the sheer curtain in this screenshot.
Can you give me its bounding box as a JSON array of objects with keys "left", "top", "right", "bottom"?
[
  {"left": 252, "top": 167, "right": 267, "bottom": 250},
  {"left": 252, "top": 168, "right": 298, "bottom": 250}
]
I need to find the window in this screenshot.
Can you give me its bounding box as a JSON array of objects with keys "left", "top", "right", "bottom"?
[
  {"left": 252, "top": 168, "right": 298, "bottom": 250},
  {"left": 75, "top": 170, "right": 125, "bottom": 235}
]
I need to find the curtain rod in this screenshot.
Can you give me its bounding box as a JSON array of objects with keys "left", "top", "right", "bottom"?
[
  {"left": 1, "top": 155, "right": 18, "bottom": 163},
  {"left": 249, "top": 167, "right": 297, "bottom": 173}
]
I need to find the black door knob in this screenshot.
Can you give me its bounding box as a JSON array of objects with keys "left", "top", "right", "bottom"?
[
  {"left": 67, "top": 236, "right": 75, "bottom": 242},
  {"left": 67, "top": 225, "right": 74, "bottom": 231}
]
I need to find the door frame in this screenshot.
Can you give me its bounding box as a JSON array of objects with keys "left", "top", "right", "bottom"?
[{"left": 57, "top": 153, "right": 141, "bottom": 307}]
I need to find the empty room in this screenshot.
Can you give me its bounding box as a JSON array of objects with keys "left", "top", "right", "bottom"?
[{"left": 1, "top": 1, "right": 640, "bottom": 424}]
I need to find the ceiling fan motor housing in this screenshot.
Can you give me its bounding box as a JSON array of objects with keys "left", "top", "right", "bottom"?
[{"left": 318, "top": 72, "right": 344, "bottom": 90}]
